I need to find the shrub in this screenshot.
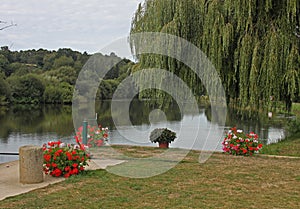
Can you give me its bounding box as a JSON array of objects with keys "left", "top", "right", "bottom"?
[
  {"left": 42, "top": 141, "right": 90, "bottom": 178},
  {"left": 222, "top": 127, "right": 263, "bottom": 156},
  {"left": 150, "top": 128, "right": 176, "bottom": 144},
  {"left": 75, "top": 125, "right": 109, "bottom": 147},
  {"left": 286, "top": 119, "right": 300, "bottom": 136}
]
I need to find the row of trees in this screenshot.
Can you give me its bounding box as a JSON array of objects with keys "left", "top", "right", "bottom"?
[
  {"left": 0, "top": 47, "right": 133, "bottom": 105},
  {"left": 130, "top": 0, "right": 300, "bottom": 113}
]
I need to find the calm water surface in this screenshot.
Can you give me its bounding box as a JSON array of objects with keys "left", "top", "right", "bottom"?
[{"left": 0, "top": 101, "right": 287, "bottom": 163}]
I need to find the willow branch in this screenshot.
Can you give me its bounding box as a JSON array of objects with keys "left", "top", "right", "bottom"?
[{"left": 0, "top": 21, "right": 17, "bottom": 31}]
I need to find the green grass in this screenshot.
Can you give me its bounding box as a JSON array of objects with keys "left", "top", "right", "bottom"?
[
  {"left": 1, "top": 147, "right": 300, "bottom": 209},
  {"left": 260, "top": 133, "right": 300, "bottom": 157},
  {"left": 292, "top": 103, "right": 300, "bottom": 118}
]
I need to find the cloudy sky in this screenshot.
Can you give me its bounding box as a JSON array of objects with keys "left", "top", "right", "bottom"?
[{"left": 0, "top": 0, "right": 143, "bottom": 54}]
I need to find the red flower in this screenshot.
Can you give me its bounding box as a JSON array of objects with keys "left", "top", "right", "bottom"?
[
  {"left": 231, "top": 127, "right": 237, "bottom": 131},
  {"left": 80, "top": 144, "right": 85, "bottom": 151},
  {"left": 66, "top": 152, "right": 72, "bottom": 161},
  {"left": 75, "top": 135, "right": 81, "bottom": 144},
  {"left": 97, "top": 140, "right": 103, "bottom": 146},
  {"left": 72, "top": 168, "right": 79, "bottom": 175},
  {"left": 44, "top": 154, "right": 51, "bottom": 162},
  {"left": 54, "top": 149, "right": 63, "bottom": 156},
  {"left": 72, "top": 163, "right": 78, "bottom": 168},
  {"left": 73, "top": 155, "right": 80, "bottom": 160},
  {"left": 258, "top": 144, "right": 263, "bottom": 149},
  {"left": 52, "top": 163, "right": 57, "bottom": 168},
  {"left": 53, "top": 168, "right": 62, "bottom": 177}
]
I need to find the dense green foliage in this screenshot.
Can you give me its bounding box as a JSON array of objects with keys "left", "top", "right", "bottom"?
[
  {"left": 0, "top": 47, "right": 134, "bottom": 105},
  {"left": 130, "top": 0, "right": 300, "bottom": 114}
]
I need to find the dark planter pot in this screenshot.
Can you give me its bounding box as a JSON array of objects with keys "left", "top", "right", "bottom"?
[{"left": 158, "top": 142, "right": 169, "bottom": 148}]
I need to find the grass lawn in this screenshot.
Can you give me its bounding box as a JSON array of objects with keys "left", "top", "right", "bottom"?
[
  {"left": 260, "top": 133, "right": 300, "bottom": 157},
  {"left": 292, "top": 103, "right": 300, "bottom": 118},
  {"left": 1, "top": 146, "right": 300, "bottom": 209}
]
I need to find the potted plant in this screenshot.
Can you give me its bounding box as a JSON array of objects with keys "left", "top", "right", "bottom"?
[{"left": 150, "top": 128, "right": 176, "bottom": 148}]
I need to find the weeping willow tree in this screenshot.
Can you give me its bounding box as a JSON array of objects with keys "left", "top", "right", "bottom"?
[{"left": 130, "top": 0, "right": 299, "bottom": 115}]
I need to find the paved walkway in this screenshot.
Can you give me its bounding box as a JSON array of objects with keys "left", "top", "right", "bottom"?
[{"left": 0, "top": 159, "right": 125, "bottom": 201}]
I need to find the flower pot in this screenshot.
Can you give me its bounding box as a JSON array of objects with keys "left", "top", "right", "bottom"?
[{"left": 158, "top": 142, "right": 169, "bottom": 148}]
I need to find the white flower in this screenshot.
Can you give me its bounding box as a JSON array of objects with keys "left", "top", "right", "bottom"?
[
  {"left": 237, "top": 130, "right": 243, "bottom": 133},
  {"left": 74, "top": 144, "right": 80, "bottom": 149},
  {"left": 233, "top": 135, "right": 237, "bottom": 139},
  {"left": 59, "top": 143, "right": 66, "bottom": 148}
]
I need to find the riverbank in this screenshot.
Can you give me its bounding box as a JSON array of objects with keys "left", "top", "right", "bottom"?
[
  {"left": 0, "top": 146, "right": 299, "bottom": 208},
  {"left": 259, "top": 103, "right": 300, "bottom": 157},
  {"left": 260, "top": 133, "right": 300, "bottom": 157}
]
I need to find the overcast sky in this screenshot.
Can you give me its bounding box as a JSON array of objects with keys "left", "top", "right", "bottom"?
[{"left": 0, "top": 0, "right": 143, "bottom": 54}]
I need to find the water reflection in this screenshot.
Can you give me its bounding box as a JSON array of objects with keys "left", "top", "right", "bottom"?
[
  {"left": 0, "top": 101, "right": 288, "bottom": 163},
  {"left": 0, "top": 105, "right": 74, "bottom": 142}
]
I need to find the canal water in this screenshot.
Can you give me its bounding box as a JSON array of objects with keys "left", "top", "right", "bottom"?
[{"left": 0, "top": 101, "right": 288, "bottom": 163}]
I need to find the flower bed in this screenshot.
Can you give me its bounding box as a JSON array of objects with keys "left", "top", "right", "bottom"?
[
  {"left": 43, "top": 125, "right": 109, "bottom": 178},
  {"left": 43, "top": 141, "right": 90, "bottom": 178},
  {"left": 75, "top": 125, "right": 109, "bottom": 147},
  {"left": 222, "top": 127, "right": 263, "bottom": 156}
]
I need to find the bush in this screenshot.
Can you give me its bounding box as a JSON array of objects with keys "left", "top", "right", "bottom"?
[
  {"left": 44, "top": 85, "right": 63, "bottom": 104},
  {"left": 286, "top": 119, "right": 300, "bottom": 136},
  {"left": 0, "top": 77, "right": 11, "bottom": 104},
  {"left": 42, "top": 141, "right": 90, "bottom": 178},
  {"left": 222, "top": 127, "right": 263, "bottom": 156},
  {"left": 75, "top": 125, "right": 109, "bottom": 147},
  {"left": 150, "top": 128, "right": 176, "bottom": 143},
  {"left": 7, "top": 74, "right": 45, "bottom": 104}
]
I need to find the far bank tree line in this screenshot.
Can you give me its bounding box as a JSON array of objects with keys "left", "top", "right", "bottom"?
[{"left": 0, "top": 47, "right": 134, "bottom": 105}]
